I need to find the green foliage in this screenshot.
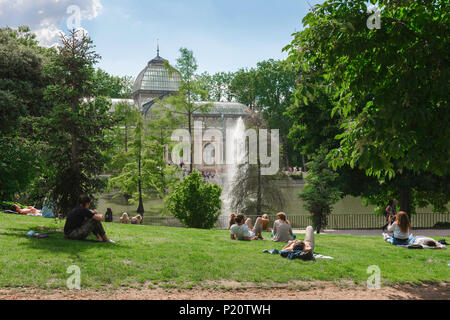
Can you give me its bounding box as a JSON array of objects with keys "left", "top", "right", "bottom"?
[
  {"left": 40, "top": 30, "right": 114, "bottom": 215},
  {"left": 285, "top": 0, "right": 449, "bottom": 214},
  {"left": 93, "top": 68, "right": 133, "bottom": 98},
  {"left": 229, "top": 60, "right": 299, "bottom": 167},
  {"left": 0, "top": 26, "right": 51, "bottom": 200},
  {"left": 287, "top": 0, "right": 449, "bottom": 178},
  {"left": 144, "top": 101, "right": 183, "bottom": 199},
  {"left": 108, "top": 109, "right": 182, "bottom": 213},
  {"left": 197, "top": 71, "right": 234, "bottom": 102},
  {"left": 163, "top": 48, "right": 212, "bottom": 173},
  {"left": 0, "top": 138, "right": 40, "bottom": 200},
  {"left": 108, "top": 115, "right": 147, "bottom": 212},
  {"left": 105, "top": 100, "right": 141, "bottom": 172},
  {"left": 167, "top": 171, "right": 222, "bottom": 229},
  {"left": 299, "top": 149, "right": 342, "bottom": 233},
  {"left": 0, "top": 26, "right": 49, "bottom": 134}
]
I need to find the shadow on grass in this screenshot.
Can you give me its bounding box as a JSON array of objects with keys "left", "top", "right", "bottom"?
[{"left": 1, "top": 226, "right": 130, "bottom": 254}]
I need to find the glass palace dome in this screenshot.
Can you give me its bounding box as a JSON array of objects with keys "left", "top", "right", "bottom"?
[{"left": 132, "top": 53, "right": 181, "bottom": 94}]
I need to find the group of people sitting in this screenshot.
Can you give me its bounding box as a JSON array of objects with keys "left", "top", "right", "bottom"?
[
  {"left": 102, "top": 208, "right": 143, "bottom": 225},
  {"left": 228, "top": 212, "right": 314, "bottom": 254},
  {"left": 118, "top": 212, "right": 143, "bottom": 225}
]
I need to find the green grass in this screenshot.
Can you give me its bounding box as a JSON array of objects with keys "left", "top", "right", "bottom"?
[{"left": 0, "top": 214, "right": 448, "bottom": 290}]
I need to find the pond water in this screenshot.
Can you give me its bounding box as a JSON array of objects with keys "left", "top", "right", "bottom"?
[{"left": 95, "top": 178, "right": 437, "bottom": 225}]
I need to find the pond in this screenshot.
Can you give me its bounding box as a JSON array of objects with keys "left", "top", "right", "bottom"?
[{"left": 95, "top": 178, "right": 437, "bottom": 225}]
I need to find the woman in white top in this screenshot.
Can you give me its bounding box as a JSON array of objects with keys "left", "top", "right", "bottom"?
[
  {"left": 272, "top": 212, "right": 294, "bottom": 243},
  {"left": 230, "top": 214, "right": 260, "bottom": 241},
  {"left": 386, "top": 211, "right": 411, "bottom": 245}
]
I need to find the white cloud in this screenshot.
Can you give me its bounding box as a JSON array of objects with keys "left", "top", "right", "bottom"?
[{"left": 0, "top": 0, "right": 102, "bottom": 47}]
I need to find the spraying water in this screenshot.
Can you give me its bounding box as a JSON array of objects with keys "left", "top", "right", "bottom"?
[{"left": 221, "top": 117, "right": 247, "bottom": 217}]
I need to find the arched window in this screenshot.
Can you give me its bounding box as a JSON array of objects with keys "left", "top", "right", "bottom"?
[{"left": 203, "top": 143, "right": 216, "bottom": 165}]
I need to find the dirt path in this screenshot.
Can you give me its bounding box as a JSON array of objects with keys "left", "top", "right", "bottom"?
[{"left": 1, "top": 283, "right": 448, "bottom": 300}]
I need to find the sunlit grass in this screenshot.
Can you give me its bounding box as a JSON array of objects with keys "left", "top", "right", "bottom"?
[{"left": 0, "top": 214, "right": 448, "bottom": 290}]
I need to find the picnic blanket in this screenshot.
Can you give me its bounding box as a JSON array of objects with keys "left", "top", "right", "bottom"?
[{"left": 263, "top": 249, "right": 334, "bottom": 261}]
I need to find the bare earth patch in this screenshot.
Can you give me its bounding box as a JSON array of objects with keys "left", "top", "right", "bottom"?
[{"left": 0, "top": 282, "right": 448, "bottom": 300}]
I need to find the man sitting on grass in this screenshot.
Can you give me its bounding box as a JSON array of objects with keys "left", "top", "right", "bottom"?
[
  {"left": 230, "top": 213, "right": 263, "bottom": 241},
  {"left": 64, "top": 195, "right": 115, "bottom": 243}
]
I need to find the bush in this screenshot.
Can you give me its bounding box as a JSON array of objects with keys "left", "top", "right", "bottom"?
[{"left": 167, "top": 171, "right": 222, "bottom": 229}]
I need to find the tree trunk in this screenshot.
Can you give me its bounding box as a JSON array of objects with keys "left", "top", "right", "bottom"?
[
  {"left": 256, "top": 128, "right": 262, "bottom": 216},
  {"left": 137, "top": 147, "right": 144, "bottom": 214},
  {"left": 124, "top": 123, "right": 128, "bottom": 153},
  {"left": 399, "top": 185, "right": 412, "bottom": 219},
  {"left": 302, "top": 155, "right": 307, "bottom": 172},
  {"left": 188, "top": 110, "right": 193, "bottom": 174},
  {"left": 70, "top": 99, "right": 81, "bottom": 207}
]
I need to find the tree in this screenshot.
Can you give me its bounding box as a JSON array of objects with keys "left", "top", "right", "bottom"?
[
  {"left": 41, "top": 29, "right": 114, "bottom": 215},
  {"left": 299, "top": 149, "right": 342, "bottom": 233},
  {"left": 197, "top": 71, "right": 234, "bottom": 102},
  {"left": 0, "top": 26, "right": 50, "bottom": 200},
  {"left": 108, "top": 115, "right": 147, "bottom": 214},
  {"left": 285, "top": 0, "right": 449, "bottom": 216},
  {"left": 230, "top": 60, "right": 298, "bottom": 167},
  {"left": 94, "top": 68, "right": 133, "bottom": 99},
  {"left": 163, "top": 48, "right": 210, "bottom": 174},
  {"left": 167, "top": 170, "right": 222, "bottom": 229},
  {"left": 113, "top": 101, "right": 140, "bottom": 153},
  {"left": 144, "top": 100, "right": 183, "bottom": 199}
]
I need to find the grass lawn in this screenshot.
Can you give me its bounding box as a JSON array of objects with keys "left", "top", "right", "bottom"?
[{"left": 0, "top": 214, "right": 448, "bottom": 290}]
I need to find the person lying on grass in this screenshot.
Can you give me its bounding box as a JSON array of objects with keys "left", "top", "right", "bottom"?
[
  {"left": 13, "top": 204, "right": 41, "bottom": 215},
  {"left": 64, "top": 194, "right": 115, "bottom": 243},
  {"left": 230, "top": 213, "right": 264, "bottom": 241},
  {"left": 281, "top": 226, "right": 315, "bottom": 253}
]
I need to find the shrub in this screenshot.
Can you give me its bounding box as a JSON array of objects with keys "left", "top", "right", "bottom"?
[{"left": 167, "top": 171, "right": 222, "bottom": 229}]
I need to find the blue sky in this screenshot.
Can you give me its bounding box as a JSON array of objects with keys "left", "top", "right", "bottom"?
[{"left": 0, "top": 0, "right": 323, "bottom": 78}]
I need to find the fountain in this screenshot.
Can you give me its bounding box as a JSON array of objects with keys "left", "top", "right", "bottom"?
[{"left": 221, "top": 117, "right": 247, "bottom": 219}]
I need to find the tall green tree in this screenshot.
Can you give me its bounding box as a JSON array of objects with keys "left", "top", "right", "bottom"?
[
  {"left": 41, "top": 29, "right": 114, "bottom": 214},
  {"left": 285, "top": 0, "right": 450, "bottom": 215},
  {"left": 164, "top": 48, "right": 210, "bottom": 174},
  {"left": 230, "top": 60, "right": 298, "bottom": 167},
  {"left": 197, "top": 71, "right": 234, "bottom": 102},
  {"left": 108, "top": 115, "right": 147, "bottom": 214},
  {"left": 299, "top": 148, "right": 342, "bottom": 233},
  {"left": 0, "top": 26, "right": 50, "bottom": 200},
  {"left": 94, "top": 68, "right": 133, "bottom": 99},
  {"left": 144, "top": 100, "right": 183, "bottom": 199}
]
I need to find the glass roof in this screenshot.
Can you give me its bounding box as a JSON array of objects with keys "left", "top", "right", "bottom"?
[{"left": 132, "top": 55, "right": 181, "bottom": 93}]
